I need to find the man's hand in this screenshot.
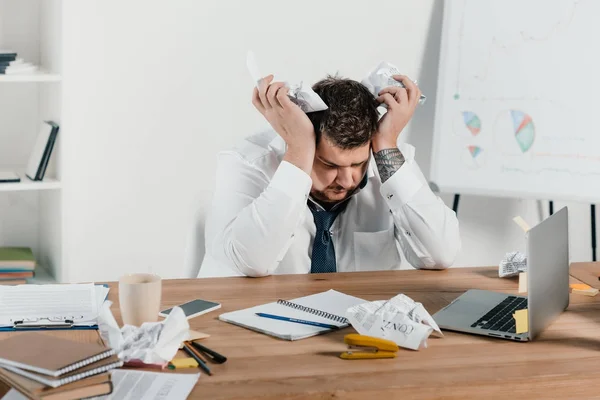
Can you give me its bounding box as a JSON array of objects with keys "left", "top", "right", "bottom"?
[
  {"left": 372, "top": 75, "right": 422, "bottom": 153},
  {"left": 252, "top": 75, "right": 316, "bottom": 174}
]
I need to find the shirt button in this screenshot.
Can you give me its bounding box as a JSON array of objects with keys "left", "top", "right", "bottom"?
[{"left": 387, "top": 194, "right": 394, "bottom": 200}]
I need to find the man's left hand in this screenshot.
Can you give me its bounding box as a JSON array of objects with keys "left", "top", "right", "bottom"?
[{"left": 372, "top": 75, "right": 422, "bottom": 152}]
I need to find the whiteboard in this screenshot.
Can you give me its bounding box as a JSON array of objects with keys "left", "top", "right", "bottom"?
[{"left": 431, "top": 0, "right": 600, "bottom": 203}]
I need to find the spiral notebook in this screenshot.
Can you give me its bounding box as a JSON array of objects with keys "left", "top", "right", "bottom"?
[
  {"left": 0, "top": 333, "right": 117, "bottom": 379},
  {"left": 218, "top": 289, "right": 366, "bottom": 340}
]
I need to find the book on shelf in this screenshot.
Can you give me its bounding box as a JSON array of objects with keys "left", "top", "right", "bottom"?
[
  {"left": 0, "top": 172, "right": 20, "bottom": 183},
  {"left": 0, "top": 247, "right": 36, "bottom": 270},
  {"left": 25, "top": 122, "right": 59, "bottom": 181},
  {"left": 0, "top": 280, "right": 27, "bottom": 286},
  {"left": 0, "top": 51, "right": 38, "bottom": 75},
  {"left": 0, "top": 51, "right": 17, "bottom": 63},
  {"left": 0, "top": 247, "right": 36, "bottom": 285}
]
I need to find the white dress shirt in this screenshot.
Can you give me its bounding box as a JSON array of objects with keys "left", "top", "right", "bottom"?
[{"left": 199, "top": 130, "right": 460, "bottom": 277}]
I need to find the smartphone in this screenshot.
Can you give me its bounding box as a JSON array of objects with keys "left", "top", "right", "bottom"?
[{"left": 158, "top": 299, "right": 221, "bottom": 319}]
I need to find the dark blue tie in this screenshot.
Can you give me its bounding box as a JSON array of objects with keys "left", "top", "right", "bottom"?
[{"left": 309, "top": 206, "right": 344, "bottom": 273}]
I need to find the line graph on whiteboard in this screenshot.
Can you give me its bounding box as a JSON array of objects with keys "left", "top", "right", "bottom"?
[
  {"left": 453, "top": 0, "right": 584, "bottom": 102},
  {"left": 432, "top": 0, "right": 600, "bottom": 200},
  {"left": 435, "top": 0, "right": 600, "bottom": 188}
]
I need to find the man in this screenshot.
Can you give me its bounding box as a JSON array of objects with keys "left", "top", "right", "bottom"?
[{"left": 199, "top": 72, "right": 460, "bottom": 277}]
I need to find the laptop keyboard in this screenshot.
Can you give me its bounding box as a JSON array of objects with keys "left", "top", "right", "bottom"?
[{"left": 470, "top": 296, "right": 528, "bottom": 333}]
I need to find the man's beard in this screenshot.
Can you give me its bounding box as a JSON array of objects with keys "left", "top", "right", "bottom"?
[{"left": 311, "top": 184, "right": 357, "bottom": 206}]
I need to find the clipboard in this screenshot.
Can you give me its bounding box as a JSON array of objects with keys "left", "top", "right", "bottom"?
[{"left": 0, "top": 284, "right": 109, "bottom": 332}]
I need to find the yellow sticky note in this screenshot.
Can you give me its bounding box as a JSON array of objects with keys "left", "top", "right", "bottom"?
[
  {"left": 188, "top": 329, "right": 210, "bottom": 341},
  {"left": 518, "top": 272, "right": 527, "bottom": 293},
  {"left": 573, "top": 287, "right": 599, "bottom": 297},
  {"left": 170, "top": 357, "right": 198, "bottom": 369},
  {"left": 570, "top": 283, "right": 592, "bottom": 291},
  {"left": 514, "top": 309, "right": 528, "bottom": 334},
  {"left": 179, "top": 330, "right": 210, "bottom": 349},
  {"left": 512, "top": 216, "right": 531, "bottom": 232}
]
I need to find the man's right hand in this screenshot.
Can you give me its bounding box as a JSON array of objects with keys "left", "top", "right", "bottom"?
[{"left": 252, "top": 75, "right": 316, "bottom": 175}]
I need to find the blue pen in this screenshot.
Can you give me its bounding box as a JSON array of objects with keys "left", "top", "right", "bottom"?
[{"left": 255, "top": 312, "right": 339, "bottom": 330}]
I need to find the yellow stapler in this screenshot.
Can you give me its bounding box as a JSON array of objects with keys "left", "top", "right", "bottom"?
[{"left": 340, "top": 334, "right": 399, "bottom": 360}]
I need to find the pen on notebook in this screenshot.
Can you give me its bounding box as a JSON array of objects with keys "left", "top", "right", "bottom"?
[
  {"left": 255, "top": 312, "right": 340, "bottom": 330},
  {"left": 182, "top": 342, "right": 212, "bottom": 376}
]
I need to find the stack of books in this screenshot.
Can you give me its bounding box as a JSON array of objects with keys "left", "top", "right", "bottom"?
[
  {"left": 0, "top": 333, "right": 121, "bottom": 399},
  {"left": 0, "top": 50, "right": 38, "bottom": 75},
  {"left": 0, "top": 247, "right": 36, "bottom": 285}
]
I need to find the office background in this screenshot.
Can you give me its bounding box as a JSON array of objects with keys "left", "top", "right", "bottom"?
[{"left": 0, "top": 0, "right": 594, "bottom": 282}]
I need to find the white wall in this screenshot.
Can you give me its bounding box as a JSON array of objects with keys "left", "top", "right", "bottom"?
[{"left": 60, "top": 0, "right": 597, "bottom": 282}]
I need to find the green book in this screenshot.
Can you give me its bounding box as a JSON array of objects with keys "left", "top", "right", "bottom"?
[{"left": 0, "top": 247, "right": 36, "bottom": 270}]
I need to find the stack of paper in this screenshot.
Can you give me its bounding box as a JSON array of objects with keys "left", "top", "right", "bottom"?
[
  {"left": 0, "top": 51, "right": 39, "bottom": 75},
  {"left": 0, "top": 283, "right": 109, "bottom": 330}
]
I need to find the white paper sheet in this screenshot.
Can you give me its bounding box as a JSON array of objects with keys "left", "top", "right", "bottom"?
[
  {"left": 98, "top": 301, "right": 190, "bottom": 365},
  {"left": 93, "top": 370, "right": 199, "bottom": 400},
  {"left": 0, "top": 283, "right": 100, "bottom": 326},
  {"left": 346, "top": 294, "right": 442, "bottom": 350},
  {"left": 246, "top": 50, "right": 328, "bottom": 113}
]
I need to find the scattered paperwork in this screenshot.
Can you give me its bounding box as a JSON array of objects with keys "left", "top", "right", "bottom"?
[
  {"left": 499, "top": 251, "right": 527, "bottom": 278},
  {"left": 246, "top": 52, "right": 425, "bottom": 114},
  {"left": 96, "top": 370, "right": 199, "bottom": 400},
  {"left": 246, "top": 50, "right": 328, "bottom": 113},
  {"left": 98, "top": 301, "right": 189, "bottom": 365},
  {"left": 499, "top": 216, "right": 532, "bottom": 278},
  {"left": 346, "top": 294, "right": 442, "bottom": 351},
  {"left": 361, "top": 61, "right": 426, "bottom": 105},
  {"left": 0, "top": 283, "right": 108, "bottom": 328}
]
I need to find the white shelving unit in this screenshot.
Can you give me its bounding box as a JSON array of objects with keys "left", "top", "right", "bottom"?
[
  {"left": 0, "top": 178, "right": 61, "bottom": 192},
  {"left": 0, "top": 71, "right": 61, "bottom": 83},
  {"left": 0, "top": 0, "right": 63, "bottom": 283}
]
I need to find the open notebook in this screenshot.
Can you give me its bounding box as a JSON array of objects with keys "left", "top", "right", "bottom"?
[{"left": 218, "top": 289, "right": 366, "bottom": 340}]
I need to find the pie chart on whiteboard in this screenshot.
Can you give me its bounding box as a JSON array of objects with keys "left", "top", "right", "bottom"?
[
  {"left": 494, "top": 110, "right": 535, "bottom": 154},
  {"left": 453, "top": 111, "right": 482, "bottom": 138},
  {"left": 462, "top": 145, "right": 486, "bottom": 169}
]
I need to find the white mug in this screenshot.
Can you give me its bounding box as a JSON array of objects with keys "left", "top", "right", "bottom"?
[{"left": 118, "top": 273, "right": 162, "bottom": 326}]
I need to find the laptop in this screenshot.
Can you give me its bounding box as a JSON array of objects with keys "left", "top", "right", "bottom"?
[{"left": 433, "top": 206, "right": 569, "bottom": 341}]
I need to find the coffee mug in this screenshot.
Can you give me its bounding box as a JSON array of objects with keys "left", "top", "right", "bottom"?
[{"left": 118, "top": 273, "right": 162, "bottom": 326}]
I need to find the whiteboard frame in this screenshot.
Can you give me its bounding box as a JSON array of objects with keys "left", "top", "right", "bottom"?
[{"left": 429, "top": 1, "right": 600, "bottom": 204}]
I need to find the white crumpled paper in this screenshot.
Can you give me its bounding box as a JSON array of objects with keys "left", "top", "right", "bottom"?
[
  {"left": 246, "top": 50, "right": 328, "bottom": 113},
  {"left": 361, "top": 61, "right": 427, "bottom": 106},
  {"left": 98, "top": 301, "right": 190, "bottom": 365},
  {"left": 346, "top": 294, "right": 442, "bottom": 351},
  {"left": 499, "top": 251, "right": 527, "bottom": 278}
]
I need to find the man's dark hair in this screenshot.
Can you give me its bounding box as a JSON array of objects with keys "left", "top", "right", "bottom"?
[{"left": 307, "top": 76, "right": 380, "bottom": 149}]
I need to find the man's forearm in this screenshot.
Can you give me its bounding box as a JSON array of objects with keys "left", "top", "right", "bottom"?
[{"left": 374, "top": 148, "right": 406, "bottom": 183}]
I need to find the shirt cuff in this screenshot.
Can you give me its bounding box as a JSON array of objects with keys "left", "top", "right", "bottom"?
[
  {"left": 269, "top": 161, "right": 312, "bottom": 201},
  {"left": 380, "top": 143, "right": 425, "bottom": 208}
]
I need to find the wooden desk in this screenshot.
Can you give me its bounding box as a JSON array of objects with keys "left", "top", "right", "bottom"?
[{"left": 4, "top": 263, "right": 600, "bottom": 399}]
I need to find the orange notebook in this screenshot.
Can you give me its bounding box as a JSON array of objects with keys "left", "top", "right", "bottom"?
[
  {"left": 0, "top": 369, "right": 113, "bottom": 400},
  {"left": 0, "top": 333, "right": 116, "bottom": 378}
]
